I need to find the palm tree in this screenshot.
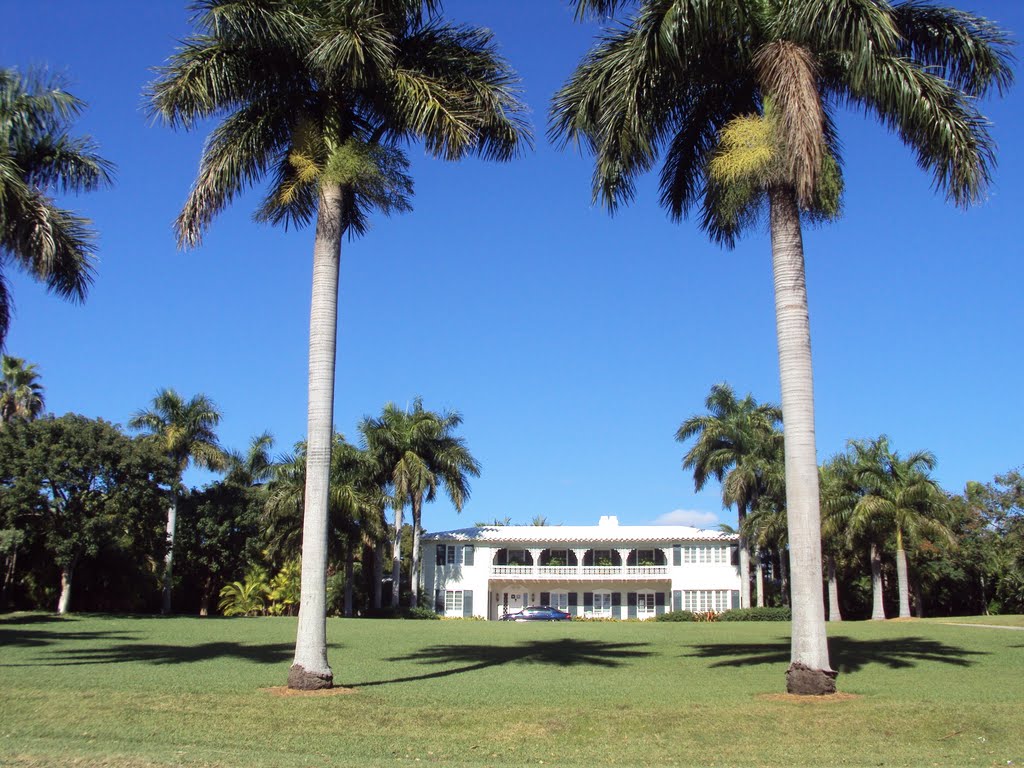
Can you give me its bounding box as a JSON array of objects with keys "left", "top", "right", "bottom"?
[
  {"left": 129, "top": 388, "right": 226, "bottom": 614},
  {"left": 362, "top": 398, "right": 480, "bottom": 609},
  {"left": 676, "top": 383, "right": 782, "bottom": 609},
  {"left": 0, "top": 68, "right": 113, "bottom": 347},
  {"left": 0, "top": 355, "right": 44, "bottom": 424},
  {"left": 148, "top": 0, "right": 528, "bottom": 690},
  {"left": 226, "top": 431, "right": 276, "bottom": 487},
  {"left": 554, "top": 0, "right": 1011, "bottom": 694},
  {"left": 846, "top": 437, "right": 953, "bottom": 618}
]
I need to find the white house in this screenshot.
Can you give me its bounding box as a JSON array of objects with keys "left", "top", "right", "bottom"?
[{"left": 421, "top": 515, "right": 741, "bottom": 620}]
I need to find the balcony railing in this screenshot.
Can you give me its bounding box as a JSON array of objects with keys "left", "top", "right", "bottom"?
[{"left": 489, "top": 564, "right": 668, "bottom": 578}]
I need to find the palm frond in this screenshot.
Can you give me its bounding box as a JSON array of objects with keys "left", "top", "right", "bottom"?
[{"left": 891, "top": 0, "right": 1015, "bottom": 98}]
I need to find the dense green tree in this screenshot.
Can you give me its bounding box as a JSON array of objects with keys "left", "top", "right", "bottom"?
[
  {"left": 0, "top": 414, "right": 170, "bottom": 613},
  {"left": 676, "top": 383, "right": 782, "bottom": 609},
  {"left": 554, "top": 0, "right": 1012, "bottom": 694},
  {"left": 149, "top": 0, "right": 528, "bottom": 690},
  {"left": 129, "top": 388, "right": 226, "bottom": 614},
  {"left": 0, "top": 355, "right": 44, "bottom": 424},
  {"left": 0, "top": 69, "right": 113, "bottom": 346},
  {"left": 361, "top": 398, "right": 479, "bottom": 609}
]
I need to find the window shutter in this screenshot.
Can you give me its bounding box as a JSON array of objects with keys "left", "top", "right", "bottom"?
[
  {"left": 673, "top": 544, "right": 681, "bottom": 566},
  {"left": 497, "top": 549, "right": 507, "bottom": 566},
  {"left": 463, "top": 590, "right": 473, "bottom": 618},
  {"left": 568, "top": 592, "right": 578, "bottom": 608},
  {"left": 540, "top": 592, "right": 550, "bottom": 606},
  {"left": 435, "top": 590, "right": 444, "bottom": 613},
  {"left": 627, "top": 592, "right": 637, "bottom": 619},
  {"left": 672, "top": 590, "right": 682, "bottom": 611},
  {"left": 583, "top": 592, "right": 593, "bottom": 612},
  {"left": 731, "top": 590, "right": 740, "bottom": 610},
  {"left": 612, "top": 592, "right": 622, "bottom": 619},
  {"left": 463, "top": 545, "right": 474, "bottom": 566},
  {"left": 656, "top": 592, "right": 666, "bottom": 615},
  {"left": 436, "top": 545, "right": 445, "bottom": 566}
]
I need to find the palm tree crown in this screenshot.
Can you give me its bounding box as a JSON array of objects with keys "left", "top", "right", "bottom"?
[
  {"left": 0, "top": 355, "right": 45, "bottom": 424},
  {"left": 129, "top": 388, "right": 226, "bottom": 478},
  {"left": 0, "top": 68, "right": 114, "bottom": 346}
]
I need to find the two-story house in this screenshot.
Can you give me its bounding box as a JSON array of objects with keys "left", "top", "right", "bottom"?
[{"left": 421, "top": 515, "right": 741, "bottom": 620}]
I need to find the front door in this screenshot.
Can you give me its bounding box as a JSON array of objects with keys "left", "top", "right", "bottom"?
[{"left": 499, "top": 591, "right": 528, "bottom": 617}]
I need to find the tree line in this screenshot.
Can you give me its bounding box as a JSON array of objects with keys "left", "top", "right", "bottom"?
[
  {"left": 678, "top": 383, "right": 1024, "bottom": 623},
  {"left": 0, "top": 364, "right": 477, "bottom": 620},
  {"left": 2, "top": 0, "right": 1013, "bottom": 693}
]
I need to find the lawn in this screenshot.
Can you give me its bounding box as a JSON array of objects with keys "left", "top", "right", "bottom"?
[{"left": 1, "top": 613, "right": 1022, "bottom": 767}]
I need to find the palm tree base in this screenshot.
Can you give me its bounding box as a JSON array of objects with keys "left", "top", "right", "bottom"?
[
  {"left": 785, "top": 663, "right": 837, "bottom": 695},
  {"left": 287, "top": 664, "right": 333, "bottom": 690}
]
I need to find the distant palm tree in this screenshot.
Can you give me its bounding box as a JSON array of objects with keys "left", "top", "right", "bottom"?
[
  {"left": 129, "top": 388, "right": 226, "bottom": 614},
  {"left": 362, "top": 398, "right": 480, "bottom": 608},
  {"left": 676, "top": 383, "right": 782, "bottom": 609},
  {"left": 846, "top": 437, "right": 953, "bottom": 618},
  {"left": 556, "top": 0, "right": 1012, "bottom": 694},
  {"left": 226, "top": 431, "right": 276, "bottom": 487},
  {"left": 0, "top": 69, "right": 113, "bottom": 347},
  {"left": 149, "top": 0, "right": 528, "bottom": 690},
  {"left": 0, "top": 355, "right": 44, "bottom": 424}
]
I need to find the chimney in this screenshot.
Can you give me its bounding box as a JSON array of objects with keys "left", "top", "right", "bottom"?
[{"left": 598, "top": 515, "right": 619, "bottom": 527}]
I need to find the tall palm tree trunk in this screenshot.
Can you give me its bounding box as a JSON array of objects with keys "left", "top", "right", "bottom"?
[
  {"left": 769, "top": 187, "right": 835, "bottom": 694},
  {"left": 409, "top": 494, "right": 423, "bottom": 608},
  {"left": 391, "top": 503, "right": 403, "bottom": 609},
  {"left": 869, "top": 541, "right": 886, "bottom": 620},
  {"left": 57, "top": 560, "right": 76, "bottom": 615},
  {"left": 289, "top": 183, "right": 344, "bottom": 690},
  {"left": 895, "top": 528, "right": 911, "bottom": 618},
  {"left": 161, "top": 488, "right": 179, "bottom": 615},
  {"left": 755, "top": 551, "right": 765, "bottom": 607},
  {"left": 737, "top": 503, "right": 751, "bottom": 609},
  {"left": 826, "top": 553, "right": 842, "bottom": 622}
]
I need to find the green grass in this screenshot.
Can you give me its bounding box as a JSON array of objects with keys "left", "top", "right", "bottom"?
[{"left": 1, "top": 613, "right": 1022, "bottom": 767}]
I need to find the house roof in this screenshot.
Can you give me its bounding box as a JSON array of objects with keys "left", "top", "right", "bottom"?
[{"left": 423, "top": 524, "right": 735, "bottom": 545}]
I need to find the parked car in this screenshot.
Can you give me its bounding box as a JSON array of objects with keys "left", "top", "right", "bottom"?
[{"left": 499, "top": 605, "right": 571, "bottom": 622}]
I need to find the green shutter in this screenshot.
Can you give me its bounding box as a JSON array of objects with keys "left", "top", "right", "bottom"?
[
  {"left": 497, "top": 549, "right": 507, "bottom": 565},
  {"left": 463, "top": 590, "right": 474, "bottom": 618},
  {"left": 627, "top": 592, "right": 638, "bottom": 619},
  {"left": 673, "top": 544, "right": 681, "bottom": 566},
  {"left": 672, "top": 590, "right": 682, "bottom": 611},
  {"left": 436, "top": 545, "right": 445, "bottom": 566},
  {"left": 568, "top": 592, "right": 578, "bottom": 607},
  {"left": 731, "top": 590, "right": 740, "bottom": 610},
  {"left": 435, "top": 590, "right": 444, "bottom": 613},
  {"left": 656, "top": 592, "right": 666, "bottom": 615},
  {"left": 540, "top": 592, "right": 550, "bottom": 606},
  {"left": 463, "top": 545, "right": 474, "bottom": 566},
  {"left": 584, "top": 592, "right": 593, "bottom": 612},
  {"left": 612, "top": 592, "right": 622, "bottom": 619}
]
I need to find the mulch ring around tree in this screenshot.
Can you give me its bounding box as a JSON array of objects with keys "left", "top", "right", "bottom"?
[
  {"left": 261, "top": 686, "right": 358, "bottom": 697},
  {"left": 757, "top": 692, "right": 861, "bottom": 703}
]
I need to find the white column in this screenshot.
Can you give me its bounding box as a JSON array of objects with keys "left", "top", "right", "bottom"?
[
  {"left": 617, "top": 548, "right": 632, "bottom": 575},
  {"left": 529, "top": 548, "right": 544, "bottom": 577}
]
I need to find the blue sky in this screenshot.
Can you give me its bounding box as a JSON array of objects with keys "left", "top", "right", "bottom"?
[{"left": 5, "top": 1, "right": 1022, "bottom": 534}]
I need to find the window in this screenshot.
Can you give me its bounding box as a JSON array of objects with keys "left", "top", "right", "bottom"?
[
  {"left": 637, "top": 549, "right": 657, "bottom": 566},
  {"left": 681, "top": 590, "right": 730, "bottom": 612},
  {"left": 546, "top": 549, "right": 569, "bottom": 566},
  {"left": 551, "top": 592, "right": 569, "bottom": 611},
  {"left": 444, "top": 590, "right": 463, "bottom": 613},
  {"left": 507, "top": 549, "right": 527, "bottom": 566},
  {"left": 446, "top": 545, "right": 457, "bottom": 565},
  {"left": 680, "top": 545, "right": 729, "bottom": 564},
  {"left": 593, "top": 549, "right": 613, "bottom": 566},
  {"left": 637, "top": 592, "right": 656, "bottom": 616},
  {"left": 592, "top": 591, "right": 612, "bottom": 617}
]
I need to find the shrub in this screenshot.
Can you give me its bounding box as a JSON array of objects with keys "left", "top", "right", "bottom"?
[
  {"left": 654, "top": 610, "right": 696, "bottom": 622},
  {"left": 693, "top": 610, "right": 719, "bottom": 622},
  {"left": 718, "top": 607, "right": 791, "bottom": 621}
]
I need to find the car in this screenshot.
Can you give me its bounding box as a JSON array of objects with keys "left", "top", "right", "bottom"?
[{"left": 499, "top": 605, "right": 572, "bottom": 622}]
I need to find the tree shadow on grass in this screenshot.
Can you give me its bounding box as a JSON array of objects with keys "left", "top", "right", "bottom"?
[
  {"left": 0, "top": 626, "right": 140, "bottom": 651},
  {"left": 1, "top": 640, "right": 296, "bottom": 668},
  {"left": 341, "top": 639, "right": 652, "bottom": 688},
  {"left": 684, "top": 636, "right": 987, "bottom": 674}
]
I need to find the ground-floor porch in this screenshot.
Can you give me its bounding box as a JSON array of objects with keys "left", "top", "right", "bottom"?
[{"left": 487, "top": 580, "right": 674, "bottom": 620}]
